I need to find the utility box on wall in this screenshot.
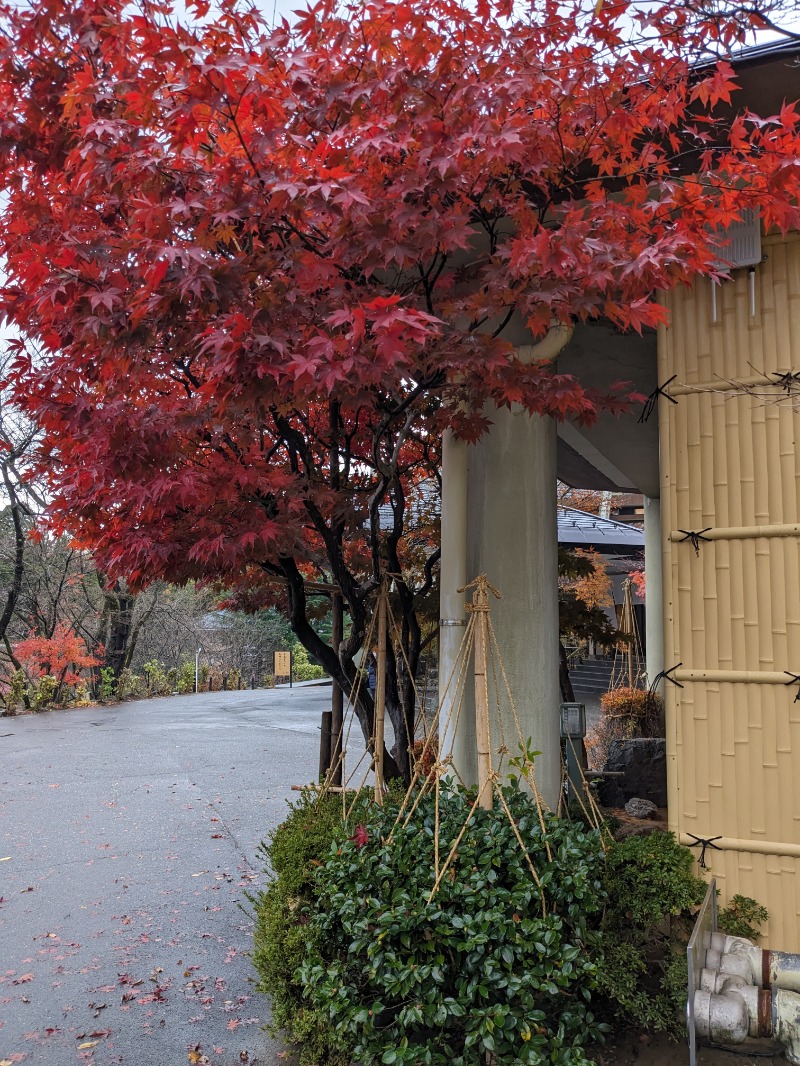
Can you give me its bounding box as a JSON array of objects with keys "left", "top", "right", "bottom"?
[{"left": 710, "top": 208, "right": 762, "bottom": 270}]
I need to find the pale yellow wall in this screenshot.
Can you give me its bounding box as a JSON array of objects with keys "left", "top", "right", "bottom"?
[{"left": 660, "top": 232, "right": 800, "bottom": 950}]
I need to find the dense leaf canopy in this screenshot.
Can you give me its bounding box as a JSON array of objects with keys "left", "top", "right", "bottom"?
[{"left": 1, "top": 0, "right": 799, "bottom": 773}]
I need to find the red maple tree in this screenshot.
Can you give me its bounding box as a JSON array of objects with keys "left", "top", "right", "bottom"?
[
  {"left": 1, "top": 0, "right": 799, "bottom": 776},
  {"left": 15, "top": 623, "right": 101, "bottom": 701}
]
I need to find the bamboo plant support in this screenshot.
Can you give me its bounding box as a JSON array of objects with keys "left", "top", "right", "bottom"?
[
  {"left": 373, "top": 582, "right": 388, "bottom": 805},
  {"left": 471, "top": 576, "right": 493, "bottom": 811}
]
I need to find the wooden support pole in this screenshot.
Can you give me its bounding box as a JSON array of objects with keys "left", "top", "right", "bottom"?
[
  {"left": 620, "top": 578, "right": 635, "bottom": 688},
  {"left": 472, "top": 576, "right": 493, "bottom": 811},
  {"left": 330, "top": 591, "right": 344, "bottom": 787},
  {"left": 373, "top": 584, "right": 388, "bottom": 806},
  {"left": 318, "top": 709, "right": 332, "bottom": 782}
]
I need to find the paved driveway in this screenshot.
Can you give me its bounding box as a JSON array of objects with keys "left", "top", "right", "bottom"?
[{"left": 0, "top": 686, "right": 335, "bottom": 1066}]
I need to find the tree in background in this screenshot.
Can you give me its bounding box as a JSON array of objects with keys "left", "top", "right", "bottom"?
[
  {"left": 558, "top": 548, "right": 616, "bottom": 702},
  {"left": 557, "top": 485, "right": 606, "bottom": 515},
  {"left": 2, "top": 0, "right": 799, "bottom": 776},
  {"left": 567, "top": 548, "right": 614, "bottom": 613},
  {"left": 0, "top": 352, "right": 46, "bottom": 668},
  {"left": 14, "top": 622, "right": 100, "bottom": 705},
  {"left": 629, "top": 563, "right": 646, "bottom": 601},
  {"left": 0, "top": 508, "right": 298, "bottom": 707}
]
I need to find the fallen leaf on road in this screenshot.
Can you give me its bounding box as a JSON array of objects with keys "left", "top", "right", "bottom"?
[
  {"left": 226, "top": 1019, "right": 240, "bottom": 1031},
  {"left": 12, "top": 974, "right": 34, "bottom": 984},
  {"left": 0, "top": 857, "right": 11, "bottom": 862},
  {"left": 77, "top": 1042, "right": 98, "bottom": 1050}
]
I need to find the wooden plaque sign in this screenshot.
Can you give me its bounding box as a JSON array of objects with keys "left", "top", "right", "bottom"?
[{"left": 274, "top": 650, "right": 291, "bottom": 676}]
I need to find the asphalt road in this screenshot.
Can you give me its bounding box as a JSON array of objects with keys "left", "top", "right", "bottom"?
[{"left": 0, "top": 685, "right": 338, "bottom": 1066}]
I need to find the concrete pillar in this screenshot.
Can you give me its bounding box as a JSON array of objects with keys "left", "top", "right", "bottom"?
[
  {"left": 463, "top": 409, "right": 560, "bottom": 808},
  {"left": 644, "top": 495, "right": 665, "bottom": 692},
  {"left": 438, "top": 428, "right": 469, "bottom": 768},
  {"left": 439, "top": 329, "right": 570, "bottom": 807}
]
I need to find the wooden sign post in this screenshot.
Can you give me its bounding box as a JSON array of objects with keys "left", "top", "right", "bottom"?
[{"left": 274, "top": 649, "right": 292, "bottom": 688}]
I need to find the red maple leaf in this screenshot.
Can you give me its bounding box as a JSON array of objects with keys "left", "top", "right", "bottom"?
[{"left": 350, "top": 824, "right": 369, "bottom": 850}]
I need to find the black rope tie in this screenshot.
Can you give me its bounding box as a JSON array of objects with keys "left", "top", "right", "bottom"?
[
  {"left": 651, "top": 662, "right": 684, "bottom": 689},
  {"left": 771, "top": 370, "right": 800, "bottom": 393},
  {"left": 784, "top": 671, "right": 800, "bottom": 703},
  {"left": 687, "top": 834, "right": 722, "bottom": 870},
  {"left": 678, "top": 528, "right": 713, "bottom": 556},
  {"left": 638, "top": 374, "right": 678, "bottom": 423}
]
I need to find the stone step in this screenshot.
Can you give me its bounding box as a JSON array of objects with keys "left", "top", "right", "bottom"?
[{"left": 568, "top": 657, "right": 646, "bottom": 696}]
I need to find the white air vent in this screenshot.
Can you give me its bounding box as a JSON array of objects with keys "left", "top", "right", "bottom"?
[{"left": 711, "top": 208, "right": 762, "bottom": 271}]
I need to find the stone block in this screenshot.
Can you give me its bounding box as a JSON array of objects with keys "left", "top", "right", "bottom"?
[{"left": 597, "top": 737, "right": 667, "bottom": 808}]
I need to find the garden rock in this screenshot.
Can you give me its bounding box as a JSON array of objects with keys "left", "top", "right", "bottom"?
[
  {"left": 625, "top": 797, "right": 658, "bottom": 820},
  {"left": 596, "top": 738, "right": 667, "bottom": 808}
]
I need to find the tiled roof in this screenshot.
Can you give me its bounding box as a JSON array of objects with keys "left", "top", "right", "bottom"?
[{"left": 557, "top": 506, "right": 644, "bottom": 554}]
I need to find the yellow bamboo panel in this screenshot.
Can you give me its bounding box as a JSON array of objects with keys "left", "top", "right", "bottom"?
[
  {"left": 725, "top": 401, "right": 743, "bottom": 531},
  {"left": 778, "top": 401, "right": 797, "bottom": 527},
  {"left": 715, "top": 540, "right": 733, "bottom": 668},
  {"left": 755, "top": 540, "right": 774, "bottom": 667},
  {"left": 661, "top": 233, "right": 800, "bottom": 950},
  {"left": 771, "top": 540, "right": 788, "bottom": 668}
]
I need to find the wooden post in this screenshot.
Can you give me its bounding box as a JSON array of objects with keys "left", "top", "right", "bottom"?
[
  {"left": 621, "top": 578, "right": 635, "bottom": 689},
  {"left": 472, "top": 576, "right": 493, "bottom": 811},
  {"left": 373, "top": 584, "right": 388, "bottom": 805},
  {"left": 330, "top": 591, "right": 344, "bottom": 787},
  {"left": 318, "top": 709, "right": 332, "bottom": 782}
]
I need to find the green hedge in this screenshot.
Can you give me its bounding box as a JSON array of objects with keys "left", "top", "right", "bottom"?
[
  {"left": 302, "top": 783, "right": 607, "bottom": 1066},
  {"left": 252, "top": 790, "right": 365, "bottom": 1066},
  {"left": 253, "top": 787, "right": 719, "bottom": 1064}
]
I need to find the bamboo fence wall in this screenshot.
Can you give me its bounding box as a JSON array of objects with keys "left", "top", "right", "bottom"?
[{"left": 660, "top": 232, "right": 800, "bottom": 949}]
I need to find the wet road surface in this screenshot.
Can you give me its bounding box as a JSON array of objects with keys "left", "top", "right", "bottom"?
[{"left": 0, "top": 686, "right": 336, "bottom": 1066}]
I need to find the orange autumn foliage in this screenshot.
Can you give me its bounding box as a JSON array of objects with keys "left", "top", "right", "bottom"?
[{"left": 15, "top": 624, "right": 101, "bottom": 687}]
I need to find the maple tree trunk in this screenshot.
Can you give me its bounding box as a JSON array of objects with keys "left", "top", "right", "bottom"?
[
  {"left": 277, "top": 557, "right": 405, "bottom": 782},
  {"left": 104, "top": 584, "right": 136, "bottom": 679},
  {"left": 329, "top": 591, "right": 344, "bottom": 787},
  {"left": 0, "top": 465, "right": 26, "bottom": 649}
]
